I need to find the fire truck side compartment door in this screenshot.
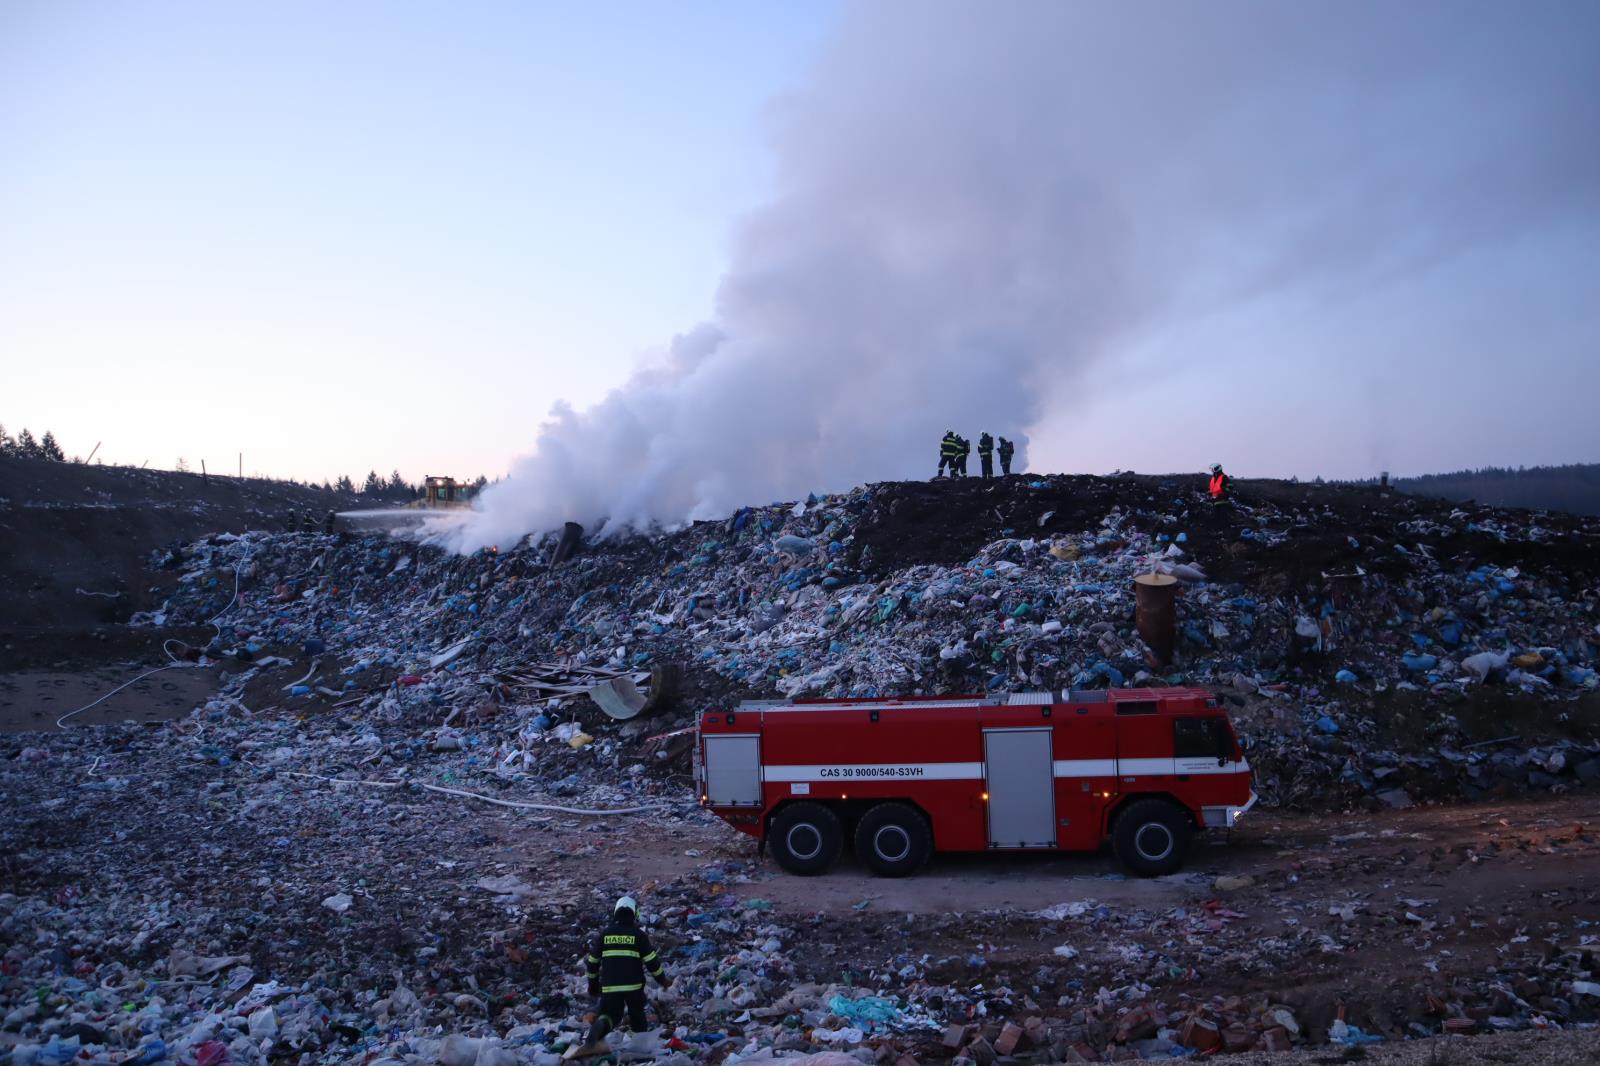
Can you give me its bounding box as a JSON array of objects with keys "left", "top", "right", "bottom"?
[
  {"left": 703, "top": 734, "right": 762, "bottom": 806},
  {"left": 983, "top": 728, "right": 1057, "bottom": 848}
]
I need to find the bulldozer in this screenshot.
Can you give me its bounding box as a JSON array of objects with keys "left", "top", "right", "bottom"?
[{"left": 414, "top": 475, "right": 472, "bottom": 510}]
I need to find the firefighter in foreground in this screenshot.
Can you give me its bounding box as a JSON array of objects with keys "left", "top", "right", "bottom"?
[
  {"left": 1209, "top": 463, "right": 1230, "bottom": 500},
  {"left": 568, "top": 895, "right": 670, "bottom": 1058}
]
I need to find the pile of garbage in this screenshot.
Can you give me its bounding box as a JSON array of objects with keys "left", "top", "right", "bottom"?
[{"left": 138, "top": 474, "right": 1600, "bottom": 809}]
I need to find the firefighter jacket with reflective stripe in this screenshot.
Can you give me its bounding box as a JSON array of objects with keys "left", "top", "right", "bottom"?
[
  {"left": 1209, "top": 472, "right": 1228, "bottom": 498},
  {"left": 584, "top": 921, "right": 665, "bottom": 993},
  {"left": 940, "top": 435, "right": 961, "bottom": 459},
  {"left": 978, "top": 434, "right": 993, "bottom": 457}
]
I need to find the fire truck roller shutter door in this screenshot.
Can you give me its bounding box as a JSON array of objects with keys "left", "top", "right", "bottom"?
[
  {"left": 983, "top": 728, "right": 1057, "bottom": 848},
  {"left": 854, "top": 802, "right": 934, "bottom": 877},
  {"left": 703, "top": 734, "right": 762, "bottom": 805}
]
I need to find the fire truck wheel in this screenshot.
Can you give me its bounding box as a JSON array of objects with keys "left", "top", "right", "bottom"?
[
  {"left": 854, "top": 803, "right": 932, "bottom": 877},
  {"left": 1112, "top": 799, "right": 1191, "bottom": 876},
  {"left": 769, "top": 803, "right": 843, "bottom": 875}
]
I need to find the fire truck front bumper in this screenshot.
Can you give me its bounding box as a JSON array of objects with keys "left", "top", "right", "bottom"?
[{"left": 1201, "top": 790, "right": 1258, "bottom": 829}]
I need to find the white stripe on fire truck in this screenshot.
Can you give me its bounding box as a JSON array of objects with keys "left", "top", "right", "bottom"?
[
  {"left": 1087, "top": 758, "right": 1253, "bottom": 776},
  {"left": 759, "top": 758, "right": 1251, "bottom": 783},
  {"left": 761, "top": 763, "right": 984, "bottom": 782}
]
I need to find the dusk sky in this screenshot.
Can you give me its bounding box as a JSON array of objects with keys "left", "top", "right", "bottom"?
[{"left": 4, "top": 1, "right": 1598, "bottom": 519}]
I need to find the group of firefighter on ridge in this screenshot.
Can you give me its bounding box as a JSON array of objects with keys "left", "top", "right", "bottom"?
[
  {"left": 936, "top": 430, "right": 1013, "bottom": 479},
  {"left": 933, "top": 431, "right": 1233, "bottom": 501}
]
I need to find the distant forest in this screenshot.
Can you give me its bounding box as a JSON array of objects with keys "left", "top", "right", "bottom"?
[{"left": 1365, "top": 464, "right": 1600, "bottom": 516}]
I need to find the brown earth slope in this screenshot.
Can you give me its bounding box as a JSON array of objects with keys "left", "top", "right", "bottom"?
[{"left": 0, "top": 457, "right": 359, "bottom": 668}]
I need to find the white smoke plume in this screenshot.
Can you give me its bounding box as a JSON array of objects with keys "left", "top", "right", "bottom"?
[{"left": 447, "top": 1, "right": 1600, "bottom": 551}]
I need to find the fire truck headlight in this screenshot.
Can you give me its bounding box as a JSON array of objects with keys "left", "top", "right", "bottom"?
[{"left": 981, "top": 792, "right": 989, "bottom": 801}]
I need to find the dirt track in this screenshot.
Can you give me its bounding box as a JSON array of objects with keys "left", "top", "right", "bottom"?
[
  {"left": 510, "top": 789, "right": 1600, "bottom": 1046},
  {"left": 0, "top": 666, "right": 224, "bottom": 733}
]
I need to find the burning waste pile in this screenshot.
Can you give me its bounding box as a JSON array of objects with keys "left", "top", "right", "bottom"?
[
  {"left": 144, "top": 474, "right": 1600, "bottom": 810},
  {"left": 4, "top": 474, "right": 1600, "bottom": 1065}
]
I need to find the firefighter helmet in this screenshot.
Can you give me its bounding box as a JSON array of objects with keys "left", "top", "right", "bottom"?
[{"left": 614, "top": 895, "right": 637, "bottom": 917}]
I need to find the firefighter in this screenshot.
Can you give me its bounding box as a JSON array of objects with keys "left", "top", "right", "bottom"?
[
  {"left": 955, "top": 434, "right": 971, "bottom": 477},
  {"left": 977, "top": 432, "right": 994, "bottom": 479},
  {"left": 937, "top": 431, "right": 960, "bottom": 478},
  {"left": 1208, "top": 463, "right": 1230, "bottom": 500},
  {"left": 570, "top": 895, "right": 671, "bottom": 1058},
  {"left": 323, "top": 510, "right": 336, "bottom": 535},
  {"left": 998, "top": 436, "right": 1014, "bottom": 476}
]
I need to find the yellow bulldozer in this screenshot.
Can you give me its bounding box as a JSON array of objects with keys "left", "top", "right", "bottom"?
[{"left": 414, "top": 475, "right": 472, "bottom": 510}]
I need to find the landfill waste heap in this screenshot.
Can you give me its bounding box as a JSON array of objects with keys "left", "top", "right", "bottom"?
[
  {"left": 146, "top": 472, "right": 1600, "bottom": 808},
  {"left": 3, "top": 472, "right": 1600, "bottom": 1065}
]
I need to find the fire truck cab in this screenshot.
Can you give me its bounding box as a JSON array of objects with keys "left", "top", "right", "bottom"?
[{"left": 696, "top": 687, "right": 1254, "bottom": 877}]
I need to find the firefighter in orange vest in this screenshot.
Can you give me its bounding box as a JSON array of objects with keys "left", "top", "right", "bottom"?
[{"left": 1208, "top": 463, "right": 1230, "bottom": 500}]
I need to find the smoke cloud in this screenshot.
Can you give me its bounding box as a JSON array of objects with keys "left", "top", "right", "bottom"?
[{"left": 448, "top": 0, "right": 1600, "bottom": 550}]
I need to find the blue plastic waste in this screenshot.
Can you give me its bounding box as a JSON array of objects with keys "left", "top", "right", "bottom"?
[
  {"left": 1331, "top": 1025, "right": 1383, "bottom": 1046},
  {"left": 680, "top": 939, "right": 719, "bottom": 959},
  {"left": 1315, "top": 715, "right": 1341, "bottom": 734},
  {"left": 827, "top": 994, "right": 902, "bottom": 1029},
  {"left": 1401, "top": 653, "right": 1439, "bottom": 671},
  {"left": 127, "top": 1039, "right": 170, "bottom": 1065},
  {"left": 1335, "top": 669, "right": 1359, "bottom": 683},
  {"left": 35, "top": 1037, "right": 83, "bottom": 1065}
]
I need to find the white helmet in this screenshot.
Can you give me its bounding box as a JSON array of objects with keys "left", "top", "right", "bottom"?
[{"left": 614, "top": 895, "right": 637, "bottom": 916}]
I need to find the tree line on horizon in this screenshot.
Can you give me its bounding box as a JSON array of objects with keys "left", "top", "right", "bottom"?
[
  {"left": 338, "top": 470, "right": 493, "bottom": 502},
  {"left": 1358, "top": 463, "right": 1600, "bottom": 517},
  {"left": 2, "top": 423, "right": 493, "bottom": 502},
  {"left": 0, "top": 424, "right": 66, "bottom": 461}
]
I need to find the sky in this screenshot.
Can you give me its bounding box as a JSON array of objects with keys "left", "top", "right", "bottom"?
[
  {"left": 0, "top": 1, "right": 835, "bottom": 480},
  {"left": 3, "top": 2, "right": 1598, "bottom": 531}
]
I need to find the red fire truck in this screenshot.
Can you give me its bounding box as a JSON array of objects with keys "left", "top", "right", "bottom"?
[{"left": 696, "top": 687, "right": 1254, "bottom": 877}]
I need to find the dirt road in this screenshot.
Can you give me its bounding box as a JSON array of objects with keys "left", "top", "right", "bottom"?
[
  {"left": 0, "top": 665, "right": 224, "bottom": 732},
  {"left": 537, "top": 789, "right": 1600, "bottom": 1046}
]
